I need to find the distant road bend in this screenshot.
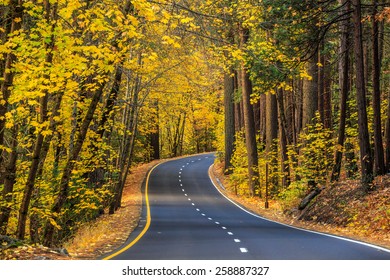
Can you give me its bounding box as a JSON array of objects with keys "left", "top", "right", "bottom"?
[{"left": 104, "top": 153, "right": 390, "bottom": 260}]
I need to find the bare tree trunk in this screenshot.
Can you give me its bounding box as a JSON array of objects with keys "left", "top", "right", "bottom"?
[
  {"left": 318, "top": 43, "right": 325, "bottom": 125},
  {"left": 239, "top": 26, "right": 260, "bottom": 196},
  {"left": 302, "top": 54, "right": 319, "bottom": 129},
  {"left": 266, "top": 91, "right": 278, "bottom": 193},
  {"left": 332, "top": 0, "right": 350, "bottom": 182},
  {"left": 285, "top": 85, "right": 295, "bottom": 145},
  {"left": 352, "top": 0, "right": 373, "bottom": 188},
  {"left": 323, "top": 56, "right": 332, "bottom": 130},
  {"left": 150, "top": 100, "right": 160, "bottom": 160},
  {"left": 224, "top": 72, "right": 235, "bottom": 173},
  {"left": 371, "top": 0, "right": 385, "bottom": 175},
  {"left": 386, "top": 78, "right": 390, "bottom": 170},
  {"left": 234, "top": 70, "right": 244, "bottom": 132},
  {"left": 295, "top": 79, "right": 304, "bottom": 134},
  {"left": 276, "top": 88, "right": 290, "bottom": 188},
  {"left": 259, "top": 94, "right": 266, "bottom": 145},
  {"left": 253, "top": 100, "right": 260, "bottom": 133}
]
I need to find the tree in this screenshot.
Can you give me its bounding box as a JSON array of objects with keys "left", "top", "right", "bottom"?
[
  {"left": 331, "top": 0, "right": 351, "bottom": 182},
  {"left": 0, "top": 0, "right": 23, "bottom": 234},
  {"left": 224, "top": 71, "right": 235, "bottom": 173},
  {"left": 239, "top": 25, "right": 260, "bottom": 196},
  {"left": 17, "top": 0, "right": 58, "bottom": 240},
  {"left": 352, "top": 0, "right": 373, "bottom": 188},
  {"left": 371, "top": 0, "right": 385, "bottom": 175},
  {"left": 302, "top": 55, "right": 319, "bottom": 129}
]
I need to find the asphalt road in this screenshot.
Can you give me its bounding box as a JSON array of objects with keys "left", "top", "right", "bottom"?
[{"left": 104, "top": 153, "right": 390, "bottom": 260}]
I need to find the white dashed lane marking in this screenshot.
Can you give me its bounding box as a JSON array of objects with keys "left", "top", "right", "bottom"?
[{"left": 178, "top": 156, "right": 249, "bottom": 255}]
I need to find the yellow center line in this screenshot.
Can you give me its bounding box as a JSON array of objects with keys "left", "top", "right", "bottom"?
[
  {"left": 103, "top": 162, "right": 162, "bottom": 260},
  {"left": 103, "top": 153, "right": 213, "bottom": 260}
]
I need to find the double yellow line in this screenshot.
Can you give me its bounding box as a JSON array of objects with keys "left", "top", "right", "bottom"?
[{"left": 103, "top": 162, "right": 162, "bottom": 260}]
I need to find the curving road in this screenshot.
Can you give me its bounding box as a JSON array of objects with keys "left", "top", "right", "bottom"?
[{"left": 103, "top": 153, "right": 390, "bottom": 260}]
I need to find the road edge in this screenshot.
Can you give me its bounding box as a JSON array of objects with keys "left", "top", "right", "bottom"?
[
  {"left": 101, "top": 153, "right": 210, "bottom": 260},
  {"left": 208, "top": 163, "right": 390, "bottom": 255},
  {"left": 101, "top": 162, "right": 162, "bottom": 260}
]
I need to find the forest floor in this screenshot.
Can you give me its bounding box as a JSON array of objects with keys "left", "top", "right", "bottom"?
[{"left": 1, "top": 157, "right": 389, "bottom": 260}]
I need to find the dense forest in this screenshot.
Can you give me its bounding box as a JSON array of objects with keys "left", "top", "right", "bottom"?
[{"left": 0, "top": 0, "right": 389, "bottom": 247}]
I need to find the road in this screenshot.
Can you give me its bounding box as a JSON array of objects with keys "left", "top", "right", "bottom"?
[{"left": 104, "top": 153, "right": 390, "bottom": 260}]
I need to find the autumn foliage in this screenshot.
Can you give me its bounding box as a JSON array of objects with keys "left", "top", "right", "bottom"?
[
  {"left": 0, "top": 0, "right": 221, "bottom": 247},
  {"left": 1, "top": 0, "right": 390, "bottom": 250}
]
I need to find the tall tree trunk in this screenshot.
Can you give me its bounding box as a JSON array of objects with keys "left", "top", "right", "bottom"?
[
  {"left": 110, "top": 61, "right": 142, "bottom": 214},
  {"left": 0, "top": 0, "right": 22, "bottom": 166},
  {"left": 224, "top": 72, "right": 235, "bottom": 173},
  {"left": 318, "top": 44, "right": 332, "bottom": 130},
  {"left": 323, "top": 55, "right": 332, "bottom": 129},
  {"left": 239, "top": 26, "right": 260, "bottom": 196},
  {"left": 43, "top": 81, "right": 106, "bottom": 247},
  {"left": 259, "top": 94, "right": 266, "bottom": 145},
  {"left": 29, "top": 92, "right": 64, "bottom": 243},
  {"left": 266, "top": 91, "right": 278, "bottom": 193},
  {"left": 318, "top": 43, "right": 325, "bottom": 125},
  {"left": 332, "top": 0, "right": 350, "bottom": 182},
  {"left": 352, "top": 0, "right": 373, "bottom": 188},
  {"left": 276, "top": 88, "right": 290, "bottom": 188},
  {"left": 0, "top": 125, "right": 18, "bottom": 234},
  {"left": 234, "top": 70, "right": 244, "bottom": 132},
  {"left": 116, "top": 115, "right": 139, "bottom": 212},
  {"left": 150, "top": 100, "right": 160, "bottom": 160},
  {"left": 0, "top": 0, "right": 23, "bottom": 234},
  {"left": 253, "top": 100, "right": 260, "bottom": 133},
  {"left": 296, "top": 79, "right": 304, "bottom": 134},
  {"left": 0, "top": 0, "right": 23, "bottom": 184},
  {"left": 371, "top": 0, "right": 385, "bottom": 175},
  {"left": 285, "top": 85, "right": 295, "bottom": 145},
  {"left": 385, "top": 84, "right": 390, "bottom": 171},
  {"left": 302, "top": 54, "right": 319, "bottom": 129},
  {"left": 17, "top": 1, "right": 57, "bottom": 240}
]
